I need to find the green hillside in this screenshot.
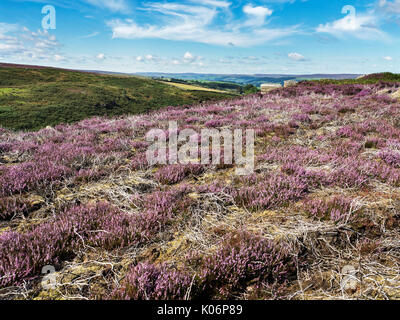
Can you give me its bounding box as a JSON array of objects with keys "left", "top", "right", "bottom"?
[
  {"left": 0, "top": 65, "right": 235, "bottom": 131},
  {"left": 313, "top": 72, "right": 400, "bottom": 85}
]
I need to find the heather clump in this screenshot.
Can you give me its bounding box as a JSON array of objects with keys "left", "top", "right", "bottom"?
[
  {"left": 110, "top": 263, "right": 192, "bottom": 300},
  {"left": 154, "top": 164, "right": 205, "bottom": 185},
  {"left": 233, "top": 173, "right": 308, "bottom": 211},
  {"left": 302, "top": 196, "right": 358, "bottom": 223},
  {"left": 131, "top": 186, "right": 193, "bottom": 239},
  {"left": 0, "top": 202, "right": 137, "bottom": 287},
  {"left": 192, "top": 231, "right": 297, "bottom": 299},
  {"left": 0, "top": 196, "right": 38, "bottom": 220},
  {"left": 0, "top": 161, "right": 72, "bottom": 196},
  {"left": 379, "top": 149, "right": 400, "bottom": 168}
]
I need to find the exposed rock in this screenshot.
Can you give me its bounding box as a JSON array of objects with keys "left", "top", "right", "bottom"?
[
  {"left": 284, "top": 80, "right": 298, "bottom": 87},
  {"left": 260, "top": 83, "right": 282, "bottom": 93}
]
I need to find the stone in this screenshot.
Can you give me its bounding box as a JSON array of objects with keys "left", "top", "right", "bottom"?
[
  {"left": 284, "top": 80, "right": 298, "bottom": 87},
  {"left": 260, "top": 83, "right": 282, "bottom": 93}
]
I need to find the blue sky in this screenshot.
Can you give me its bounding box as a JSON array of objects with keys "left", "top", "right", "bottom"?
[{"left": 0, "top": 0, "right": 399, "bottom": 74}]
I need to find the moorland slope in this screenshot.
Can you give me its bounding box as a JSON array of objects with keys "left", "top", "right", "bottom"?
[
  {"left": 0, "top": 64, "right": 234, "bottom": 131},
  {"left": 1, "top": 75, "right": 400, "bottom": 300}
]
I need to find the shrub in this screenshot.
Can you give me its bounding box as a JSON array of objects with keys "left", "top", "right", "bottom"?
[
  {"left": 0, "top": 202, "right": 137, "bottom": 287},
  {"left": 193, "top": 231, "right": 297, "bottom": 299},
  {"left": 233, "top": 173, "right": 308, "bottom": 211},
  {"left": 302, "top": 196, "right": 356, "bottom": 223},
  {"left": 111, "top": 263, "right": 192, "bottom": 300},
  {"left": 0, "top": 161, "right": 72, "bottom": 196},
  {"left": 379, "top": 149, "right": 400, "bottom": 168},
  {"left": 0, "top": 196, "right": 35, "bottom": 220},
  {"left": 131, "top": 186, "right": 193, "bottom": 239},
  {"left": 154, "top": 164, "right": 204, "bottom": 185}
]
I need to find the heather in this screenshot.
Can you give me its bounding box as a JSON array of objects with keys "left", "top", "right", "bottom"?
[
  {"left": 0, "top": 202, "right": 137, "bottom": 287},
  {"left": 1, "top": 80, "right": 400, "bottom": 300},
  {"left": 110, "top": 263, "right": 192, "bottom": 300},
  {"left": 111, "top": 232, "right": 297, "bottom": 300},
  {"left": 193, "top": 232, "right": 297, "bottom": 299}
]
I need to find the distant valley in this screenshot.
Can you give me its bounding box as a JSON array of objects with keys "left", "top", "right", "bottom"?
[{"left": 134, "top": 72, "right": 362, "bottom": 87}]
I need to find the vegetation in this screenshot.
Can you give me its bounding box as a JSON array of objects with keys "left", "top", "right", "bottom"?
[
  {"left": 312, "top": 72, "right": 400, "bottom": 85},
  {"left": 1, "top": 79, "right": 400, "bottom": 299},
  {"left": 141, "top": 72, "right": 361, "bottom": 87},
  {"left": 0, "top": 65, "right": 234, "bottom": 131},
  {"left": 156, "top": 77, "right": 259, "bottom": 94}
]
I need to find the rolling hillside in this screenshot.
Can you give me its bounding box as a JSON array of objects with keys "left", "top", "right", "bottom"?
[
  {"left": 0, "top": 64, "right": 234, "bottom": 131},
  {"left": 136, "top": 72, "right": 362, "bottom": 87}
]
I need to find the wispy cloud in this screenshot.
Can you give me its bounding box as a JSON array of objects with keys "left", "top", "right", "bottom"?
[
  {"left": 107, "top": 1, "right": 299, "bottom": 46},
  {"left": 80, "top": 31, "right": 100, "bottom": 38},
  {"left": 84, "top": 0, "right": 129, "bottom": 13},
  {"left": 377, "top": 0, "right": 400, "bottom": 15},
  {"left": 316, "top": 10, "right": 388, "bottom": 41},
  {"left": 0, "top": 23, "right": 62, "bottom": 62}
]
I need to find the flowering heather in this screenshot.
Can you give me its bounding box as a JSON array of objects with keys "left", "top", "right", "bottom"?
[
  {"left": 0, "top": 196, "right": 31, "bottom": 220},
  {"left": 111, "top": 263, "right": 192, "bottom": 300},
  {"left": 0, "top": 202, "right": 137, "bottom": 287},
  {"left": 154, "top": 164, "right": 205, "bottom": 185},
  {"left": 302, "top": 196, "right": 357, "bottom": 223},
  {"left": 2, "top": 80, "right": 400, "bottom": 299},
  {"left": 194, "top": 232, "right": 297, "bottom": 299},
  {"left": 233, "top": 173, "right": 308, "bottom": 211},
  {"left": 131, "top": 186, "right": 193, "bottom": 239},
  {"left": 379, "top": 149, "right": 400, "bottom": 168},
  {"left": 0, "top": 161, "right": 72, "bottom": 196}
]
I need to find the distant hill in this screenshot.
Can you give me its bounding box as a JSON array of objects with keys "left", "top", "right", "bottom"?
[
  {"left": 0, "top": 64, "right": 234, "bottom": 131},
  {"left": 135, "top": 72, "right": 361, "bottom": 87},
  {"left": 311, "top": 72, "right": 400, "bottom": 85}
]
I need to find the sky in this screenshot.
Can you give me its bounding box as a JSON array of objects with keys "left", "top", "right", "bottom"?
[{"left": 0, "top": 0, "right": 399, "bottom": 74}]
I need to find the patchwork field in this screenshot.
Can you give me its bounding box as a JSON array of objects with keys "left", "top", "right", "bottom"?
[
  {"left": 159, "top": 81, "right": 231, "bottom": 93},
  {"left": 1, "top": 79, "right": 400, "bottom": 300}
]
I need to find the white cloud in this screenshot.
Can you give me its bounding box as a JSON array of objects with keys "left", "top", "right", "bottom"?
[
  {"left": 136, "top": 54, "right": 158, "bottom": 63},
  {"left": 288, "top": 52, "right": 306, "bottom": 61},
  {"left": 107, "top": 2, "right": 298, "bottom": 47},
  {"left": 378, "top": 0, "right": 400, "bottom": 15},
  {"left": 97, "top": 53, "right": 105, "bottom": 59},
  {"left": 316, "top": 12, "right": 387, "bottom": 41},
  {"left": 243, "top": 5, "right": 273, "bottom": 27},
  {"left": 0, "top": 24, "right": 61, "bottom": 62},
  {"left": 383, "top": 56, "right": 393, "bottom": 61},
  {"left": 183, "top": 51, "right": 194, "bottom": 61},
  {"left": 53, "top": 54, "right": 65, "bottom": 61}
]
